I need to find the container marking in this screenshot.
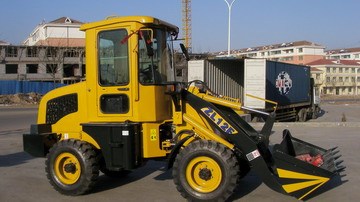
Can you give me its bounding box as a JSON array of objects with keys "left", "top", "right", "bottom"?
[{"left": 276, "top": 71, "right": 293, "bottom": 95}]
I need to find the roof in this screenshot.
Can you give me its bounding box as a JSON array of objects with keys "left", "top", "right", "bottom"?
[
  {"left": 35, "top": 38, "right": 85, "bottom": 47},
  {"left": 326, "top": 47, "right": 360, "bottom": 55},
  {"left": 49, "top": 17, "right": 83, "bottom": 24},
  {"left": 80, "top": 16, "right": 179, "bottom": 33},
  {"left": 217, "top": 40, "right": 324, "bottom": 55},
  {"left": 307, "top": 59, "right": 360, "bottom": 66},
  {"left": 311, "top": 67, "right": 322, "bottom": 72},
  {"left": 0, "top": 40, "right": 10, "bottom": 45}
]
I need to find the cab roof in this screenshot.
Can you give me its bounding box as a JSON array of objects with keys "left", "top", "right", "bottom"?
[{"left": 80, "top": 16, "right": 179, "bottom": 33}]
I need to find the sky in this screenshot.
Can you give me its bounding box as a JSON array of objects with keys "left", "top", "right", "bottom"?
[{"left": 1, "top": 0, "right": 360, "bottom": 52}]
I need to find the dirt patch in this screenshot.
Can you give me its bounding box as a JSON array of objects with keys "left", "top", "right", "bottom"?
[{"left": 0, "top": 93, "right": 42, "bottom": 106}]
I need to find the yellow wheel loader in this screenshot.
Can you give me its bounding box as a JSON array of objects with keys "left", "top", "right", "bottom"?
[{"left": 23, "top": 16, "right": 344, "bottom": 201}]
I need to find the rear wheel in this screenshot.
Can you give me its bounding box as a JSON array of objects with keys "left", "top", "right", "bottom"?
[
  {"left": 173, "top": 140, "right": 239, "bottom": 201},
  {"left": 45, "top": 139, "right": 99, "bottom": 195}
]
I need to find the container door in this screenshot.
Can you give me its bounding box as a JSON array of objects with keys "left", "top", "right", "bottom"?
[
  {"left": 97, "top": 28, "right": 132, "bottom": 118},
  {"left": 244, "top": 59, "right": 266, "bottom": 109}
]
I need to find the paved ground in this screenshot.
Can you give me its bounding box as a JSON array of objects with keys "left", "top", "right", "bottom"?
[{"left": 0, "top": 103, "right": 359, "bottom": 201}]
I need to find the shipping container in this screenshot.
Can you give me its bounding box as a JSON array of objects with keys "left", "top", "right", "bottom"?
[{"left": 187, "top": 58, "right": 320, "bottom": 121}]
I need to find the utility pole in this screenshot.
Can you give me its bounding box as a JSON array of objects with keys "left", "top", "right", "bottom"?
[{"left": 223, "top": 0, "right": 236, "bottom": 56}]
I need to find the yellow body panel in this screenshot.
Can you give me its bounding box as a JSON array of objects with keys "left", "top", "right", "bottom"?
[{"left": 141, "top": 123, "right": 167, "bottom": 158}]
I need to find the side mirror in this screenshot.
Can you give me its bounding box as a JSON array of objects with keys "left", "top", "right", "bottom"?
[{"left": 180, "top": 43, "right": 190, "bottom": 61}]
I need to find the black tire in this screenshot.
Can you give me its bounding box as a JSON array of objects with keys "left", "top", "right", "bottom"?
[
  {"left": 172, "top": 140, "right": 239, "bottom": 201},
  {"left": 297, "top": 108, "right": 307, "bottom": 122},
  {"left": 45, "top": 139, "right": 99, "bottom": 195}
]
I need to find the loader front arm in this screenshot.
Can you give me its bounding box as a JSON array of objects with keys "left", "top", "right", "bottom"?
[{"left": 169, "top": 87, "right": 344, "bottom": 200}]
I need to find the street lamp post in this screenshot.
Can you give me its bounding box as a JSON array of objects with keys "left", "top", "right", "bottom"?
[{"left": 224, "top": 0, "right": 236, "bottom": 57}]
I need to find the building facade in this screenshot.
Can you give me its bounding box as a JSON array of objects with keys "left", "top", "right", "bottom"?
[
  {"left": 326, "top": 47, "right": 360, "bottom": 60},
  {"left": 307, "top": 59, "right": 360, "bottom": 95},
  {"left": 217, "top": 40, "right": 325, "bottom": 65},
  {"left": 0, "top": 45, "right": 85, "bottom": 84},
  {"left": 23, "top": 17, "right": 85, "bottom": 47}
]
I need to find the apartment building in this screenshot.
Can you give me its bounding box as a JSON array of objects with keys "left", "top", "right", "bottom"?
[
  {"left": 0, "top": 17, "right": 86, "bottom": 84},
  {"left": 217, "top": 40, "right": 325, "bottom": 65},
  {"left": 326, "top": 47, "right": 360, "bottom": 60},
  {"left": 23, "top": 17, "right": 85, "bottom": 47},
  {"left": 307, "top": 59, "right": 360, "bottom": 95}
]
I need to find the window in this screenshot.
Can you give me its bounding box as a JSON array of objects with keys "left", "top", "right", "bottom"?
[
  {"left": 5, "top": 46, "right": 18, "bottom": 57},
  {"left": 138, "top": 28, "right": 174, "bottom": 84},
  {"left": 98, "top": 29, "right": 129, "bottom": 86},
  {"left": 332, "top": 77, "right": 336, "bottom": 82},
  {"left": 283, "top": 49, "right": 294, "bottom": 54},
  {"left": 281, "top": 56, "right": 293, "bottom": 61},
  {"left": 345, "top": 77, "right": 349, "bottom": 82},
  {"left": 316, "top": 74, "right": 320, "bottom": 80},
  {"left": 339, "top": 77, "right": 343, "bottom": 82},
  {"left": 100, "top": 94, "right": 129, "bottom": 114},
  {"left": 63, "top": 64, "right": 74, "bottom": 77},
  {"left": 176, "top": 69, "right": 183, "bottom": 77},
  {"left": 64, "top": 49, "right": 81, "bottom": 57},
  {"left": 5, "top": 64, "right": 18, "bottom": 74},
  {"left": 332, "top": 67, "right": 336, "bottom": 73},
  {"left": 298, "top": 56, "right": 303, "bottom": 61},
  {"left": 326, "top": 77, "right": 330, "bottom": 82},
  {"left": 46, "top": 64, "right": 58, "bottom": 73},
  {"left": 352, "top": 68, "right": 355, "bottom": 73},
  {"left": 27, "top": 47, "right": 38, "bottom": 57},
  {"left": 355, "top": 54, "right": 359, "bottom": 59},
  {"left": 349, "top": 87, "right": 352, "bottom": 93},
  {"left": 327, "top": 87, "right": 333, "bottom": 94},
  {"left": 345, "top": 68, "right": 349, "bottom": 73},
  {"left": 270, "top": 50, "right": 281, "bottom": 55},
  {"left": 298, "top": 48, "right": 303, "bottom": 53},
  {"left": 26, "top": 64, "right": 38, "bottom": 73},
  {"left": 247, "top": 53, "right": 257, "bottom": 57},
  {"left": 326, "top": 68, "right": 330, "bottom": 73},
  {"left": 47, "top": 47, "right": 58, "bottom": 57},
  {"left": 351, "top": 77, "right": 355, "bottom": 82},
  {"left": 339, "top": 68, "right": 343, "bottom": 73}
]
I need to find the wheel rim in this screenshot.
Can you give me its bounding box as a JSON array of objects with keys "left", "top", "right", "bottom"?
[
  {"left": 54, "top": 152, "right": 81, "bottom": 185},
  {"left": 186, "top": 156, "right": 222, "bottom": 193}
]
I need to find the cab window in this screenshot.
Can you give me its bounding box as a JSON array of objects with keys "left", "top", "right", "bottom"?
[
  {"left": 138, "top": 28, "right": 174, "bottom": 84},
  {"left": 98, "top": 29, "right": 129, "bottom": 86}
]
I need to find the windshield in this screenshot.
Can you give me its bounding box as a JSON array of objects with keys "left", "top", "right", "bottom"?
[{"left": 138, "top": 28, "right": 175, "bottom": 84}]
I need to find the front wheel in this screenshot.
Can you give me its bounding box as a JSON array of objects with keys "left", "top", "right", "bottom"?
[
  {"left": 172, "top": 140, "right": 239, "bottom": 201},
  {"left": 45, "top": 139, "right": 99, "bottom": 195}
]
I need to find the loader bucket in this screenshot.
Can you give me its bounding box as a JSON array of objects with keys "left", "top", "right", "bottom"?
[{"left": 271, "top": 129, "right": 345, "bottom": 200}]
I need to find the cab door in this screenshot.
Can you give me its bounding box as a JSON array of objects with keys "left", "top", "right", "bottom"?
[{"left": 96, "top": 28, "right": 132, "bottom": 120}]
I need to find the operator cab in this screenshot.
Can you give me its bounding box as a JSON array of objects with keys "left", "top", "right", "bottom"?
[{"left": 81, "top": 16, "right": 180, "bottom": 122}]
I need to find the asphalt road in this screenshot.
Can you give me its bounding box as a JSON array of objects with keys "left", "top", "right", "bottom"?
[{"left": 0, "top": 104, "right": 359, "bottom": 202}]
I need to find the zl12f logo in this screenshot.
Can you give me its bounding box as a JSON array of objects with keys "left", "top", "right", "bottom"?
[{"left": 276, "top": 71, "right": 292, "bottom": 95}]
